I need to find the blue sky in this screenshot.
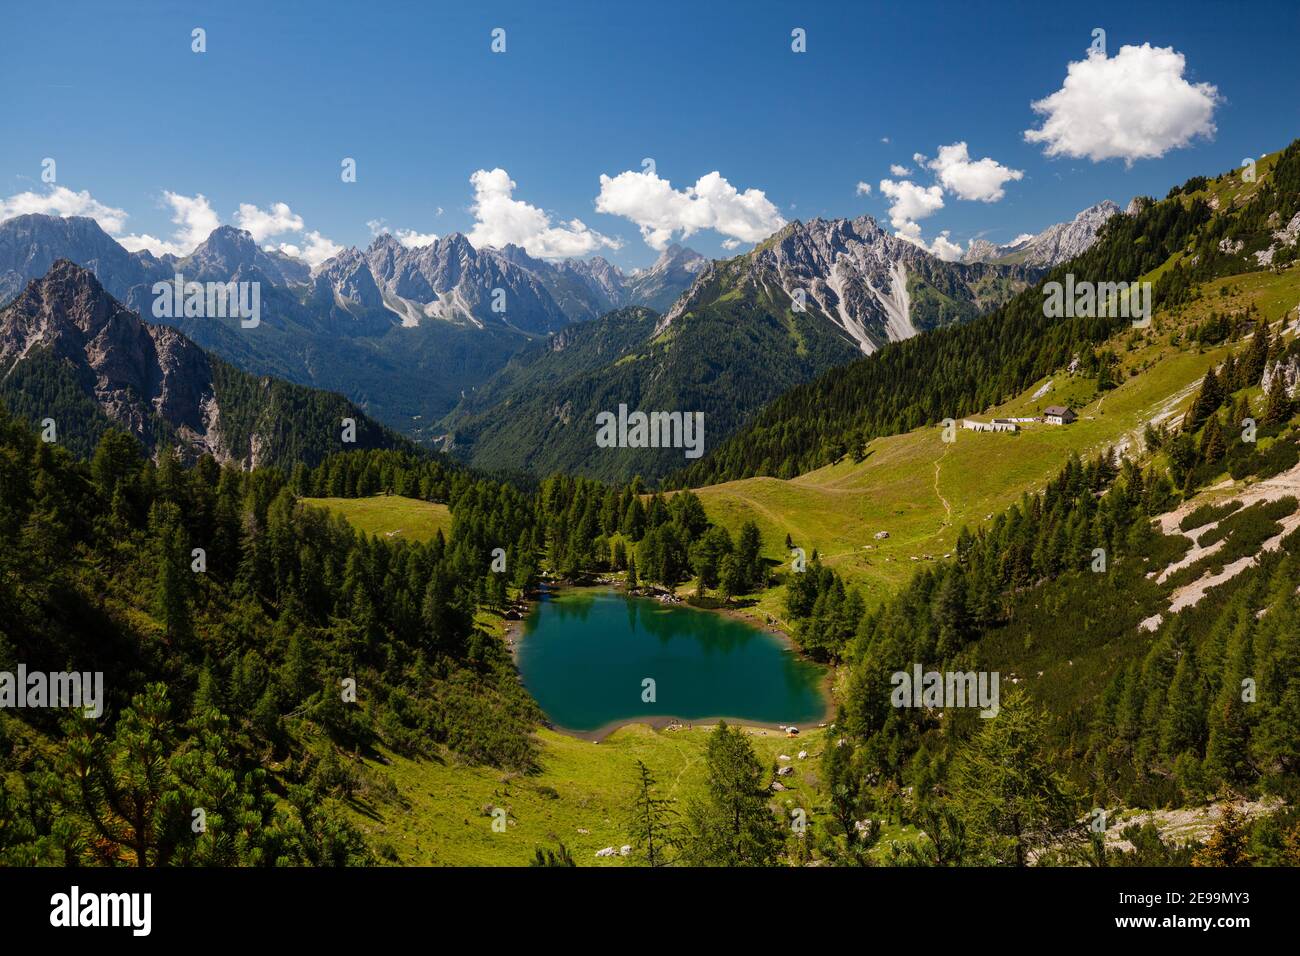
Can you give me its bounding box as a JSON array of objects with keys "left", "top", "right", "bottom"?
[{"left": 2, "top": 0, "right": 1297, "bottom": 269}]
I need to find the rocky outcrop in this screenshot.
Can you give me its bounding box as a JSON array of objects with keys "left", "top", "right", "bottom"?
[
  {"left": 0, "top": 260, "right": 398, "bottom": 467},
  {"left": 0, "top": 259, "right": 221, "bottom": 457},
  {"left": 1261, "top": 353, "right": 1300, "bottom": 399},
  {"left": 1252, "top": 211, "right": 1300, "bottom": 267}
]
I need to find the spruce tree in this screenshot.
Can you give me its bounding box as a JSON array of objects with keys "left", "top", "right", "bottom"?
[
  {"left": 1263, "top": 372, "right": 1293, "bottom": 426},
  {"left": 681, "top": 722, "right": 784, "bottom": 866},
  {"left": 627, "top": 760, "right": 678, "bottom": 866},
  {"left": 951, "top": 689, "right": 1081, "bottom": 866},
  {"left": 1192, "top": 805, "right": 1252, "bottom": 866},
  {"left": 1184, "top": 367, "right": 1224, "bottom": 433},
  {"left": 1199, "top": 413, "right": 1226, "bottom": 465}
]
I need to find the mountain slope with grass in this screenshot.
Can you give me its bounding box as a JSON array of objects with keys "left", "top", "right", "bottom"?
[
  {"left": 673, "top": 144, "right": 1300, "bottom": 487},
  {"left": 444, "top": 216, "right": 1035, "bottom": 482},
  {"left": 681, "top": 171, "right": 1300, "bottom": 608}
]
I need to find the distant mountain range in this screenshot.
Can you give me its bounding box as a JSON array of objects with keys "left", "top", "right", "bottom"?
[
  {"left": 0, "top": 198, "right": 1122, "bottom": 479},
  {"left": 488, "top": 242, "right": 708, "bottom": 321},
  {"left": 0, "top": 260, "right": 402, "bottom": 465},
  {"left": 961, "top": 200, "right": 1121, "bottom": 268},
  {"left": 0, "top": 214, "right": 706, "bottom": 440}
]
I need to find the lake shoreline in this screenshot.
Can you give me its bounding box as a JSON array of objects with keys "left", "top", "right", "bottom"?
[{"left": 503, "top": 580, "right": 838, "bottom": 743}]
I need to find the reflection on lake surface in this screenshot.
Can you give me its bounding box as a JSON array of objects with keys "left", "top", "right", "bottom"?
[{"left": 516, "top": 587, "right": 827, "bottom": 732}]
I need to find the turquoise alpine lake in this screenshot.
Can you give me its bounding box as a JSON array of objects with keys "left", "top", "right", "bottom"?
[{"left": 516, "top": 587, "right": 828, "bottom": 733}]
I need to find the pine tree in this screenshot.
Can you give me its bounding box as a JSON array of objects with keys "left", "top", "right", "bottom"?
[
  {"left": 58, "top": 684, "right": 187, "bottom": 866},
  {"left": 529, "top": 843, "right": 576, "bottom": 867},
  {"left": 1160, "top": 644, "right": 1206, "bottom": 759},
  {"left": 1206, "top": 630, "right": 1253, "bottom": 786},
  {"left": 736, "top": 521, "right": 764, "bottom": 592},
  {"left": 154, "top": 522, "right": 193, "bottom": 644},
  {"left": 1242, "top": 321, "right": 1270, "bottom": 386},
  {"left": 621, "top": 496, "right": 646, "bottom": 541},
  {"left": 934, "top": 570, "right": 970, "bottom": 658},
  {"left": 719, "top": 553, "right": 745, "bottom": 602},
  {"left": 822, "top": 736, "right": 865, "bottom": 855}
]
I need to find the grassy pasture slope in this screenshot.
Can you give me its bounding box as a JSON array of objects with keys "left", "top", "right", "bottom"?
[
  {"left": 343, "top": 724, "right": 912, "bottom": 866},
  {"left": 301, "top": 494, "right": 453, "bottom": 544},
  {"left": 695, "top": 266, "right": 1300, "bottom": 614}
]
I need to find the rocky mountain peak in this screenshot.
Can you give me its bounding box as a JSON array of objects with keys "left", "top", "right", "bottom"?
[
  {"left": 366, "top": 233, "right": 402, "bottom": 254},
  {"left": 311, "top": 247, "right": 384, "bottom": 311},
  {"left": 663, "top": 215, "right": 1032, "bottom": 355},
  {"left": 653, "top": 242, "right": 707, "bottom": 272},
  {"left": 3, "top": 257, "right": 124, "bottom": 340},
  {"left": 180, "top": 225, "right": 307, "bottom": 286}
]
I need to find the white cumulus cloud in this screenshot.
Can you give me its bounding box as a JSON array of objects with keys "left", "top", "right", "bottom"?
[
  {"left": 878, "top": 179, "right": 945, "bottom": 229},
  {"left": 595, "top": 168, "right": 785, "bottom": 251},
  {"left": 889, "top": 164, "right": 912, "bottom": 177},
  {"left": 3, "top": 185, "right": 345, "bottom": 266},
  {"left": 893, "top": 222, "right": 963, "bottom": 261},
  {"left": 367, "top": 217, "right": 438, "bottom": 249},
  {"left": 878, "top": 181, "right": 965, "bottom": 261},
  {"left": 0, "top": 185, "right": 129, "bottom": 234},
  {"left": 927, "top": 142, "right": 1024, "bottom": 202},
  {"left": 395, "top": 229, "right": 438, "bottom": 249},
  {"left": 232, "top": 201, "right": 341, "bottom": 266},
  {"left": 468, "top": 167, "right": 618, "bottom": 259},
  {"left": 118, "top": 191, "right": 221, "bottom": 257},
  {"left": 855, "top": 181, "right": 872, "bottom": 196},
  {"left": 928, "top": 230, "right": 964, "bottom": 262},
  {"left": 1024, "top": 43, "right": 1220, "bottom": 164},
  {"left": 234, "top": 201, "right": 304, "bottom": 243},
  {"left": 296, "top": 231, "right": 343, "bottom": 267}
]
